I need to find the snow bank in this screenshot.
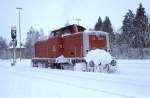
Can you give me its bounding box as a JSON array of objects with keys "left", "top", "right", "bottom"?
[
  {"left": 0, "top": 59, "right": 32, "bottom": 67},
  {"left": 1, "top": 59, "right": 150, "bottom": 98},
  {"left": 74, "top": 63, "right": 87, "bottom": 71},
  {"left": 85, "top": 49, "right": 112, "bottom": 65}
]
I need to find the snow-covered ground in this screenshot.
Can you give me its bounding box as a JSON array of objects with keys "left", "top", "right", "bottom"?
[{"left": 0, "top": 59, "right": 150, "bottom": 98}]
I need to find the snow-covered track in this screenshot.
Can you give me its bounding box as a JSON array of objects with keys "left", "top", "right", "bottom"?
[
  {"left": 0, "top": 59, "right": 150, "bottom": 98},
  {"left": 1, "top": 65, "right": 149, "bottom": 88},
  {"left": 0, "top": 67, "right": 133, "bottom": 98}
]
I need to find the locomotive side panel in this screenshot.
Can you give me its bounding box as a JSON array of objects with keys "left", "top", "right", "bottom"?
[
  {"left": 35, "top": 40, "right": 47, "bottom": 58},
  {"left": 47, "top": 36, "right": 62, "bottom": 58},
  {"left": 62, "top": 33, "right": 84, "bottom": 58},
  {"left": 89, "top": 35, "right": 107, "bottom": 50}
]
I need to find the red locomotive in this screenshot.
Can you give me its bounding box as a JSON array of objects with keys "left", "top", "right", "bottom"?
[{"left": 32, "top": 24, "right": 110, "bottom": 69}]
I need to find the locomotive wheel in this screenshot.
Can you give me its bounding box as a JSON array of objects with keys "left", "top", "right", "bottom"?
[{"left": 88, "top": 60, "right": 95, "bottom": 72}]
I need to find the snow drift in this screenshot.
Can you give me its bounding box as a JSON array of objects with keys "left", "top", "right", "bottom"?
[
  {"left": 85, "top": 49, "right": 112, "bottom": 65},
  {"left": 84, "top": 49, "right": 117, "bottom": 72},
  {"left": 56, "top": 55, "right": 68, "bottom": 63}
]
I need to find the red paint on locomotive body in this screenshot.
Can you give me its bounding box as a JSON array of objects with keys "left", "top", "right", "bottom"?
[
  {"left": 47, "top": 36, "right": 62, "bottom": 58},
  {"left": 35, "top": 40, "right": 47, "bottom": 58},
  {"left": 89, "top": 35, "right": 107, "bottom": 50},
  {"left": 62, "top": 33, "right": 83, "bottom": 58},
  {"left": 34, "top": 25, "right": 109, "bottom": 59}
]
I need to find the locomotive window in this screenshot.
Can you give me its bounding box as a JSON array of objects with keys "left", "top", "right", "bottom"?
[
  {"left": 48, "top": 46, "right": 52, "bottom": 51},
  {"left": 52, "top": 45, "right": 56, "bottom": 52},
  {"left": 63, "top": 29, "right": 70, "bottom": 34},
  {"left": 98, "top": 37, "right": 104, "bottom": 40}
]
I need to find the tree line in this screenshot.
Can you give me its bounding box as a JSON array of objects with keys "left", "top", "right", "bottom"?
[
  {"left": 93, "top": 3, "right": 150, "bottom": 58},
  {"left": 122, "top": 3, "right": 149, "bottom": 48},
  {"left": 0, "top": 37, "right": 7, "bottom": 58}
]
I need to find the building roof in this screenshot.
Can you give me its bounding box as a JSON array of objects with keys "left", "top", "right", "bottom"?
[{"left": 7, "top": 45, "right": 26, "bottom": 50}]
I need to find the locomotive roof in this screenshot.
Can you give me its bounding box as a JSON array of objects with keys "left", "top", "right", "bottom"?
[{"left": 51, "top": 24, "right": 86, "bottom": 33}]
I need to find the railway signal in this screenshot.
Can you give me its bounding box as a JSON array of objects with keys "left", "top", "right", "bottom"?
[
  {"left": 11, "top": 26, "right": 17, "bottom": 40},
  {"left": 11, "top": 26, "right": 17, "bottom": 66}
]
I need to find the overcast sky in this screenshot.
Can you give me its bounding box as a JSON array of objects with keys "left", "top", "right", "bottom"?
[{"left": 0, "top": 0, "right": 149, "bottom": 43}]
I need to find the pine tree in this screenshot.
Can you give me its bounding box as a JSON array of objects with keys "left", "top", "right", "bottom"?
[
  {"left": 134, "top": 3, "right": 148, "bottom": 48},
  {"left": 144, "top": 24, "right": 150, "bottom": 47},
  {"left": 94, "top": 17, "right": 102, "bottom": 30},
  {"left": 102, "top": 16, "right": 114, "bottom": 51},
  {"left": 133, "top": 3, "right": 148, "bottom": 58},
  {"left": 102, "top": 16, "right": 113, "bottom": 33},
  {"left": 25, "top": 27, "right": 41, "bottom": 58},
  {"left": 122, "top": 10, "right": 135, "bottom": 46}
]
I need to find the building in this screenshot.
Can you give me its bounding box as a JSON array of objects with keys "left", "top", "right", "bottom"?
[{"left": 7, "top": 45, "right": 26, "bottom": 59}]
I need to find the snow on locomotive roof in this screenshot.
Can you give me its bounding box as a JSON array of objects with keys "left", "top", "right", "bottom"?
[
  {"left": 84, "top": 31, "right": 108, "bottom": 35},
  {"left": 37, "top": 36, "right": 49, "bottom": 41},
  {"left": 51, "top": 24, "right": 86, "bottom": 33},
  {"left": 61, "top": 31, "right": 108, "bottom": 37}
]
